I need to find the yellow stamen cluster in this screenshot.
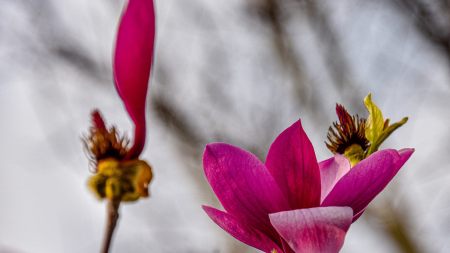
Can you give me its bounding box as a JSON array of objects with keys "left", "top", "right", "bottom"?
[{"left": 88, "top": 158, "right": 153, "bottom": 202}]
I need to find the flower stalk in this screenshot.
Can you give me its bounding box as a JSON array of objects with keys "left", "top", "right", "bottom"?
[{"left": 101, "top": 200, "right": 121, "bottom": 253}]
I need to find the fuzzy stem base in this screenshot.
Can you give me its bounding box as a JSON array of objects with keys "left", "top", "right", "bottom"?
[{"left": 101, "top": 200, "right": 121, "bottom": 253}]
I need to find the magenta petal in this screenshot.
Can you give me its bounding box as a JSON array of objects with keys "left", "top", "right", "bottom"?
[
  {"left": 352, "top": 208, "right": 366, "bottom": 221},
  {"left": 114, "top": 0, "right": 155, "bottom": 158},
  {"left": 281, "top": 239, "right": 296, "bottom": 253},
  {"left": 266, "top": 120, "right": 321, "bottom": 209},
  {"left": 321, "top": 149, "right": 414, "bottom": 217},
  {"left": 396, "top": 148, "right": 415, "bottom": 169},
  {"left": 345, "top": 149, "right": 412, "bottom": 222},
  {"left": 319, "top": 155, "right": 351, "bottom": 203},
  {"left": 203, "top": 143, "right": 289, "bottom": 236},
  {"left": 269, "top": 207, "right": 353, "bottom": 253},
  {"left": 203, "top": 206, "right": 283, "bottom": 253}
]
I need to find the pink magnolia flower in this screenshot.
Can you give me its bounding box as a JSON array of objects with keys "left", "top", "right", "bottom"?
[{"left": 202, "top": 120, "right": 413, "bottom": 253}]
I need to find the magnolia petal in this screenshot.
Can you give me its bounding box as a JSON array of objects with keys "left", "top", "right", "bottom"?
[
  {"left": 319, "top": 155, "right": 351, "bottom": 203},
  {"left": 269, "top": 206, "right": 353, "bottom": 253},
  {"left": 281, "top": 239, "right": 296, "bottom": 253},
  {"left": 322, "top": 149, "right": 414, "bottom": 217},
  {"left": 114, "top": 0, "right": 155, "bottom": 158},
  {"left": 352, "top": 208, "right": 366, "bottom": 221},
  {"left": 396, "top": 148, "right": 415, "bottom": 170},
  {"left": 266, "top": 120, "right": 321, "bottom": 209},
  {"left": 203, "top": 143, "right": 289, "bottom": 236},
  {"left": 203, "top": 206, "right": 283, "bottom": 253}
]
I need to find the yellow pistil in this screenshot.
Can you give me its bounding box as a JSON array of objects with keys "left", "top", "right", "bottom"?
[
  {"left": 88, "top": 158, "right": 153, "bottom": 202},
  {"left": 343, "top": 144, "right": 365, "bottom": 167}
]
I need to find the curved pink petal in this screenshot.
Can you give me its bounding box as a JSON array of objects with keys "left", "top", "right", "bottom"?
[
  {"left": 269, "top": 206, "right": 353, "bottom": 253},
  {"left": 321, "top": 149, "right": 414, "bottom": 218},
  {"left": 203, "top": 206, "right": 283, "bottom": 253},
  {"left": 344, "top": 149, "right": 413, "bottom": 221},
  {"left": 319, "top": 155, "right": 351, "bottom": 203},
  {"left": 352, "top": 208, "right": 366, "bottom": 221},
  {"left": 266, "top": 120, "right": 321, "bottom": 209},
  {"left": 114, "top": 0, "right": 155, "bottom": 158},
  {"left": 281, "top": 239, "right": 296, "bottom": 253},
  {"left": 396, "top": 148, "right": 415, "bottom": 170},
  {"left": 203, "top": 143, "right": 289, "bottom": 237}
]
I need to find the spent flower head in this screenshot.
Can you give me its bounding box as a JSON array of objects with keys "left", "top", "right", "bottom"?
[
  {"left": 84, "top": 111, "right": 152, "bottom": 202},
  {"left": 84, "top": 0, "right": 155, "bottom": 203},
  {"left": 84, "top": 0, "right": 155, "bottom": 253},
  {"left": 81, "top": 1, "right": 155, "bottom": 252}
]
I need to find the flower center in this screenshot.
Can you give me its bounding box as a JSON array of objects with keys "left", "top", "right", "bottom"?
[
  {"left": 83, "top": 110, "right": 130, "bottom": 169},
  {"left": 88, "top": 158, "right": 153, "bottom": 201},
  {"left": 326, "top": 104, "right": 369, "bottom": 156},
  {"left": 326, "top": 94, "right": 408, "bottom": 166},
  {"left": 83, "top": 110, "right": 153, "bottom": 202}
]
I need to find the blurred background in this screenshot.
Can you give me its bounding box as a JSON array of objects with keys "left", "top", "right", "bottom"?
[{"left": 0, "top": 0, "right": 449, "bottom": 252}]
